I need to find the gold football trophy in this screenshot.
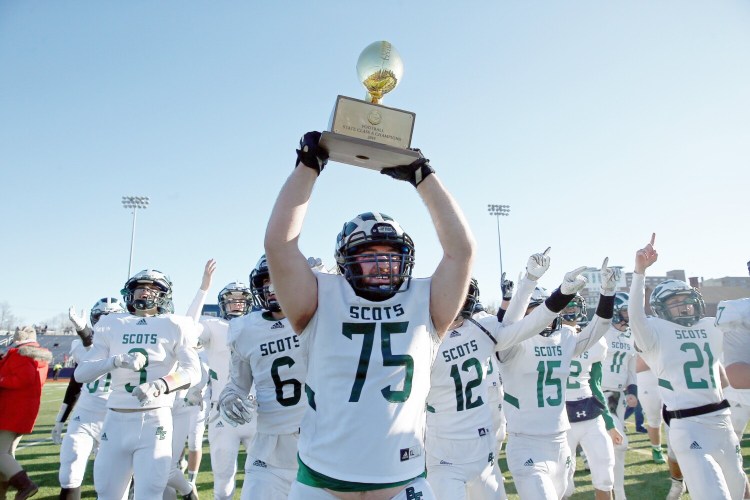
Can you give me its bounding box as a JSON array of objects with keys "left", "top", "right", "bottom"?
[{"left": 319, "top": 41, "right": 421, "bottom": 170}]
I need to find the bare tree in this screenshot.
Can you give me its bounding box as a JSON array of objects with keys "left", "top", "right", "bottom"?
[{"left": 0, "top": 301, "right": 15, "bottom": 333}]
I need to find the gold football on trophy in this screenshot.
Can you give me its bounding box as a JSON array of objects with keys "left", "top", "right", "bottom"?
[{"left": 356, "top": 41, "right": 404, "bottom": 104}]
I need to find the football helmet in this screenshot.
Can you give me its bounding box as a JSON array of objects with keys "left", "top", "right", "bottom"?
[
  {"left": 250, "top": 254, "right": 280, "bottom": 312},
  {"left": 90, "top": 297, "right": 126, "bottom": 326},
  {"left": 613, "top": 292, "right": 629, "bottom": 325},
  {"left": 218, "top": 282, "right": 253, "bottom": 320},
  {"left": 335, "top": 212, "right": 415, "bottom": 299},
  {"left": 562, "top": 294, "right": 587, "bottom": 323},
  {"left": 528, "top": 286, "right": 549, "bottom": 308},
  {"left": 121, "top": 269, "right": 173, "bottom": 315},
  {"left": 649, "top": 279, "right": 705, "bottom": 327},
  {"left": 526, "top": 286, "right": 561, "bottom": 336},
  {"left": 458, "top": 278, "right": 479, "bottom": 319}
]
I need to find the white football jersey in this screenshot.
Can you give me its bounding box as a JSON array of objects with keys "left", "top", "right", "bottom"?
[
  {"left": 426, "top": 313, "right": 496, "bottom": 441},
  {"left": 498, "top": 315, "right": 611, "bottom": 435},
  {"left": 601, "top": 326, "right": 637, "bottom": 391},
  {"left": 198, "top": 316, "right": 232, "bottom": 403},
  {"left": 629, "top": 274, "right": 728, "bottom": 415},
  {"left": 76, "top": 313, "right": 201, "bottom": 410},
  {"left": 228, "top": 310, "right": 307, "bottom": 435},
  {"left": 298, "top": 274, "right": 437, "bottom": 484},
  {"left": 70, "top": 339, "right": 111, "bottom": 413},
  {"left": 426, "top": 303, "right": 562, "bottom": 441},
  {"left": 566, "top": 337, "right": 607, "bottom": 401},
  {"left": 716, "top": 298, "right": 750, "bottom": 367}
]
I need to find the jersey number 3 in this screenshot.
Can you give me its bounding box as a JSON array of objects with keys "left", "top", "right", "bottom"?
[{"left": 342, "top": 321, "right": 413, "bottom": 403}]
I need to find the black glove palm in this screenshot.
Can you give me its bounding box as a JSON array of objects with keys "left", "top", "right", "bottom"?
[{"left": 380, "top": 157, "right": 435, "bottom": 188}]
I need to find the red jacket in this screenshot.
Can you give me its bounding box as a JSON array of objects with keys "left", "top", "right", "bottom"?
[{"left": 0, "top": 342, "right": 53, "bottom": 434}]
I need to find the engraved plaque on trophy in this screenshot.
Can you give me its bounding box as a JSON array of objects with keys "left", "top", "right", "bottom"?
[{"left": 319, "top": 41, "right": 421, "bottom": 170}]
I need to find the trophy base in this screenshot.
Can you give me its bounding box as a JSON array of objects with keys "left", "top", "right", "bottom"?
[{"left": 320, "top": 132, "right": 422, "bottom": 171}]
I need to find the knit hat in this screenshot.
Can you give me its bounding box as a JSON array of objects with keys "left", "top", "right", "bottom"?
[{"left": 13, "top": 326, "right": 37, "bottom": 345}]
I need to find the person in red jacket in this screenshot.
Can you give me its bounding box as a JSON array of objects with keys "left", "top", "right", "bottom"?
[{"left": 0, "top": 326, "right": 53, "bottom": 499}]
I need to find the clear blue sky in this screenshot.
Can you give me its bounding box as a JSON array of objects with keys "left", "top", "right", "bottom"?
[{"left": 2, "top": 2, "right": 748, "bottom": 325}]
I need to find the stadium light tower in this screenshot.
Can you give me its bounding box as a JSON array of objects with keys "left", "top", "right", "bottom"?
[
  {"left": 487, "top": 204, "right": 511, "bottom": 279},
  {"left": 122, "top": 196, "right": 150, "bottom": 280}
]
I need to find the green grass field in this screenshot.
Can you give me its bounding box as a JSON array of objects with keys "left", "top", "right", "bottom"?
[{"left": 15, "top": 382, "right": 750, "bottom": 499}]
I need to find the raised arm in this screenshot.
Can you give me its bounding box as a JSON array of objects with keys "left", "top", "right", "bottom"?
[
  {"left": 186, "top": 259, "right": 216, "bottom": 322},
  {"left": 264, "top": 132, "right": 326, "bottom": 333},
  {"left": 573, "top": 258, "right": 617, "bottom": 356},
  {"left": 415, "top": 173, "right": 476, "bottom": 335},
  {"left": 379, "top": 154, "right": 475, "bottom": 335},
  {"left": 628, "top": 234, "right": 659, "bottom": 352}
]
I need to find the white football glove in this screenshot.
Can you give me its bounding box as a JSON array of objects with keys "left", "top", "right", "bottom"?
[
  {"left": 561, "top": 266, "right": 588, "bottom": 295},
  {"left": 218, "top": 392, "right": 257, "bottom": 427},
  {"left": 599, "top": 257, "right": 621, "bottom": 296},
  {"left": 68, "top": 306, "right": 86, "bottom": 331},
  {"left": 132, "top": 379, "right": 168, "bottom": 406},
  {"left": 51, "top": 422, "right": 64, "bottom": 445},
  {"left": 525, "top": 247, "right": 551, "bottom": 281},
  {"left": 113, "top": 352, "right": 147, "bottom": 371},
  {"left": 185, "top": 386, "right": 204, "bottom": 409}
]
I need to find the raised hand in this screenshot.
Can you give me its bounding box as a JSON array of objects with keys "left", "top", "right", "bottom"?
[
  {"left": 295, "top": 131, "right": 328, "bottom": 174},
  {"left": 599, "top": 257, "right": 622, "bottom": 296},
  {"left": 500, "top": 272, "right": 514, "bottom": 300},
  {"left": 380, "top": 156, "right": 435, "bottom": 188},
  {"left": 201, "top": 259, "right": 217, "bottom": 292},
  {"left": 635, "top": 233, "right": 658, "bottom": 274},
  {"left": 526, "top": 247, "right": 552, "bottom": 281},
  {"left": 561, "top": 266, "right": 588, "bottom": 295},
  {"left": 68, "top": 306, "right": 86, "bottom": 331}
]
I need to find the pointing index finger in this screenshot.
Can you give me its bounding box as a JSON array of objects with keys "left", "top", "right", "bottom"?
[
  {"left": 649, "top": 233, "right": 656, "bottom": 246},
  {"left": 543, "top": 246, "right": 551, "bottom": 256},
  {"left": 571, "top": 266, "right": 587, "bottom": 276},
  {"left": 602, "top": 257, "right": 609, "bottom": 269}
]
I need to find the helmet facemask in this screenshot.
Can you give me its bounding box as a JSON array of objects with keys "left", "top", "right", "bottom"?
[
  {"left": 335, "top": 213, "right": 415, "bottom": 301},
  {"left": 561, "top": 295, "right": 587, "bottom": 323},
  {"left": 649, "top": 280, "right": 705, "bottom": 327},
  {"left": 218, "top": 283, "right": 253, "bottom": 320},
  {"left": 457, "top": 279, "right": 479, "bottom": 319},
  {"left": 657, "top": 294, "right": 704, "bottom": 327},
  {"left": 250, "top": 256, "right": 281, "bottom": 313},
  {"left": 121, "top": 270, "right": 173, "bottom": 316}
]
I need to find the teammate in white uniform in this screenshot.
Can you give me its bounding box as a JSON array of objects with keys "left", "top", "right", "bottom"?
[
  {"left": 562, "top": 295, "right": 621, "bottom": 500},
  {"left": 53, "top": 298, "right": 126, "bottom": 500},
  {"left": 185, "top": 259, "right": 256, "bottom": 500},
  {"left": 600, "top": 291, "right": 638, "bottom": 500},
  {"left": 75, "top": 270, "right": 201, "bottom": 500},
  {"left": 628, "top": 234, "right": 746, "bottom": 500},
  {"left": 497, "top": 258, "right": 618, "bottom": 500},
  {"left": 717, "top": 280, "right": 750, "bottom": 392},
  {"left": 426, "top": 252, "right": 580, "bottom": 500},
  {"left": 265, "top": 132, "right": 474, "bottom": 500},
  {"left": 716, "top": 293, "right": 750, "bottom": 499},
  {"left": 219, "top": 253, "right": 316, "bottom": 499}
]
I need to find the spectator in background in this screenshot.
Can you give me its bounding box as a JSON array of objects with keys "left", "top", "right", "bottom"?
[
  {"left": 0, "top": 325, "right": 53, "bottom": 499},
  {"left": 53, "top": 362, "right": 63, "bottom": 381}
]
